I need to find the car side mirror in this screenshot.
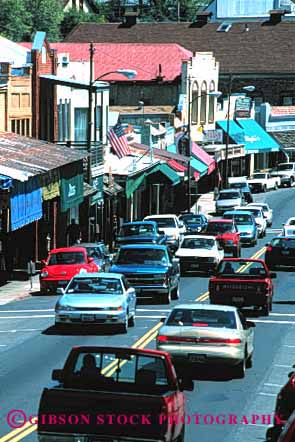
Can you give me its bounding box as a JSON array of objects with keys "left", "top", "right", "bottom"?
[
  {"left": 246, "top": 321, "right": 256, "bottom": 328},
  {"left": 179, "top": 377, "right": 194, "bottom": 391},
  {"left": 160, "top": 316, "right": 166, "bottom": 323},
  {"left": 288, "top": 371, "right": 295, "bottom": 378},
  {"left": 270, "top": 272, "right": 277, "bottom": 279},
  {"left": 52, "top": 369, "right": 64, "bottom": 382},
  {"left": 88, "top": 257, "right": 94, "bottom": 263},
  {"left": 56, "top": 288, "right": 65, "bottom": 295}
]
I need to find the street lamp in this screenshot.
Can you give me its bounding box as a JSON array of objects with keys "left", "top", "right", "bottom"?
[
  {"left": 223, "top": 75, "right": 255, "bottom": 188},
  {"left": 186, "top": 89, "right": 222, "bottom": 212}
]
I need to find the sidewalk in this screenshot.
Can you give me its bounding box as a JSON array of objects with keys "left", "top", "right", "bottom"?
[{"left": 0, "top": 275, "right": 40, "bottom": 306}]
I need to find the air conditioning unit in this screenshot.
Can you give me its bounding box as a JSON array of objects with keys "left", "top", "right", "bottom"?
[{"left": 61, "top": 54, "right": 70, "bottom": 66}]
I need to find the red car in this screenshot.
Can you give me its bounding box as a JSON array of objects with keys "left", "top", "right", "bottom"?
[
  {"left": 40, "top": 247, "right": 99, "bottom": 294},
  {"left": 209, "top": 258, "right": 276, "bottom": 316},
  {"left": 206, "top": 219, "right": 241, "bottom": 257}
]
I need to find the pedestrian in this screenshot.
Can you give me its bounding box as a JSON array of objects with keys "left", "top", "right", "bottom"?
[{"left": 66, "top": 219, "right": 82, "bottom": 246}]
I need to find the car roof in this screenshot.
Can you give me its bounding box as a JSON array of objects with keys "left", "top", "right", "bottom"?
[
  {"left": 219, "top": 189, "right": 240, "bottom": 193},
  {"left": 72, "top": 272, "right": 123, "bottom": 279},
  {"left": 172, "top": 303, "right": 238, "bottom": 312},
  {"left": 73, "top": 243, "right": 101, "bottom": 247},
  {"left": 145, "top": 214, "right": 177, "bottom": 218},
  {"left": 224, "top": 210, "right": 253, "bottom": 215},
  {"left": 235, "top": 206, "right": 262, "bottom": 212},
  {"left": 182, "top": 235, "right": 216, "bottom": 240},
  {"left": 118, "top": 244, "right": 167, "bottom": 250},
  {"left": 49, "top": 247, "right": 86, "bottom": 253},
  {"left": 121, "top": 221, "right": 156, "bottom": 226},
  {"left": 208, "top": 219, "right": 233, "bottom": 223}
]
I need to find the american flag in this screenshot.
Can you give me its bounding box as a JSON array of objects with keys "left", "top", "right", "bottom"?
[{"left": 108, "top": 123, "right": 131, "bottom": 158}]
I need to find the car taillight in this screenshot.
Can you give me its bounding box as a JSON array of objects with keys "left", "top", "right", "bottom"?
[
  {"left": 198, "top": 338, "right": 241, "bottom": 344},
  {"left": 157, "top": 336, "right": 241, "bottom": 344},
  {"left": 157, "top": 335, "right": 194, "bottom": 343},
  {"left": 192, "top": 323, "right": 209, "bottom": 327},
  {"left": 266, "top": 245, "right": 273, "bottom": 252}
]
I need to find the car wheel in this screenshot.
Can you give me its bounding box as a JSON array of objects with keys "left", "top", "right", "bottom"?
[
  {"left": 233, "top": 352, "right": 246, "bottom": 379},
  {"left": 290, "top": 177, "right": 294, "bottom": 187},
  {"left": 261, "top": 302, "right": 270, "bottom": 317},
  {"left": 274, "top": 182, "right": 278, "bottom": 190},
  {"left": 252, "top": 238, "right": 257, "bottom": 246},
  {"left": 161, "top": 290, "right": 171, "bottom": 305},
  {"left": 128, "top": 314, "right": 135, "bottom": 327},
  {"left": 120, "top": 315, "right": 128, "bottom": 334},
  {"left": 263, "top": 185, "right": 267, "bottom": 192},
  {"left": 246, "top": 352, "right": 253, "bottom": 369},
  {"left": 233, "top": 246, "right": 241, "bottom": 258},
  {"left": 180, "top": 266, "right": 186, "bottom": 277},
  {"left": 171, "top": 285, "right": 180, "bottom": 300}
]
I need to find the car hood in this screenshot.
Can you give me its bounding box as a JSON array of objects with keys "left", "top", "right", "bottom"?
[
  {"left": 110, "top": 264, "right": 169, "bottom": 274},
  {"left": 58, "top": 294, "right": 125, "bottom": 308},
  {"left": 216, "top": 199, "right": 241, "bottom": 206},
  {"left": 41, "top": 264, "right": 89, "bottom": 278},
  {"left": 176, "top": 249, "right": 217, "bottom": 258}
]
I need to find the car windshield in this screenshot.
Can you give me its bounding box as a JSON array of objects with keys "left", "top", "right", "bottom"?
[
  {"left": 147, "top": 217, "right": 176, "bottom": 228},
  {"left": 217, "top": 260, "right": 267, "bottom": 277},
  {"left": 181, "top": 238, "right": 215, "bottom": 249},
  {"left": 272, "top": 238, "right": 295, "bottom": 249},
  {"left": 180, "top": 215, "right": 203, "bottom": 224},
  {"left": 207, "top": 222, "right": 232, "bottom": 234},
  {"left": 218, "top": 192, "right": 240, "bottom": 200},
  {"left": 85, "top": 247, "right": 103, "bottom": 259},
  {"left": 119, "top": 224, "right": 154, "bottom": 237},
  {"left": 277, "top": 164, "right": 293, "bottom": 171},
  {"left": 287, "top": 219, "right": 295, "bottom": 226},
  {"left": 67, "top": 277, "right": 123, "bottom": 294},
  {"left": 230, "top": 182, "right": 247, "bottom": 189},
  {"left": 48, "top": 252, "right": 85, "bottom": 265},
  {"left": 117, "top": 248, "right": 168, "bottom": 266},
  {"left": 241, "top": 208, "right": 261, "bottom": 217},
  {"left": 251, "top": 173, "right": 266, "bottom": 179},
  {"left": 224, "top": 214, "right": 253, "bottom": 225},
  {"left": 166, "top": 308, "right": 237, "bottom": 329}
]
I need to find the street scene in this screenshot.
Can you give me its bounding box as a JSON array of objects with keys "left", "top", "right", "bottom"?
[{"left": 2, "top": 0, "right": 295, "bottom": 441}]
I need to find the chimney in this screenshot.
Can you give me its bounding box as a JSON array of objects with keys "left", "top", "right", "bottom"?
[
  {"left": 195, "top": 11, "right": 212, "bottom": 25},
  {"left": 122, "top": 6, "right": 139, "bottom": 26},
  {"left": 269, "top": 9, "right": 287, "bottom": 24}
]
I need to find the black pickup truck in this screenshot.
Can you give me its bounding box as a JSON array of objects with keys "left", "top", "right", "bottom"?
[
  {"left": 115, "top": 221, "right": 167, "bottom": 248},
  {"left": 37, "top": 346, "right": 193, "bottom": 442}
]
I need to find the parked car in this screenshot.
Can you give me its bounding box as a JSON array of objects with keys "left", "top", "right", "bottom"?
[
  {"left": 110, "top": 244, "right": 180, "bottom": 304},
  {"left": 234, "top": 206, "right": 267, "bottom": 238},
  {"left": 72, "top": 242, "right": 109, "bottom": 271},
  {"left": 115, "top": 221, "right": 167, "bottom": 248},
  {"left": 178, "top": 213, "right": 208, "bottom": 233},
  {"left": 265, "top": 237, "right": 295, "bottom": 269},
  {"left": 175, "top": 235, "right": 224, "bottom": 275},
  {"left": 248, "top": 202, "right": 273, "bottom": 227},
  {"left": 271, "top": 162, "right": 295, "bottom": 187},
  {"left": 227, "top": 177, "right": 253, "bottom": 203},
  {"left": 209, "top": 258, "right": 276, "bottom": 316},
  {"left": 223, "top": 210, "right": 258, "bottom": 246},
  {"left": 156, "top": 303, "right": 255, "bottom": 379},
  {"left": 205, "top": 219, "right": 241, "bottom": 257},
  {"left": 39, "top": 247, "right": 99, "bottom": 295},
  {"left": 37, "top": 346, "right": 193, "bottom": 442},
  {"left": 247, "top": 172, "right": 280, "bottom": 192},
  {"left": 55, "top": 272, "right": 136, "bottom": 333},
  {"left": 144, "top": 214, "right": 185, "bottom": 252},
  {"left": 215, "top": 189, "right": 246, "bottom": 215}
]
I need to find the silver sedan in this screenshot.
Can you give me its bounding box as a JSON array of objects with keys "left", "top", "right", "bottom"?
[
  {"left": 55, "top": 272, "right": 136, "bottom": 333},
  {"left": 156, "top": 303, "right": 255, "bottom": 378}
]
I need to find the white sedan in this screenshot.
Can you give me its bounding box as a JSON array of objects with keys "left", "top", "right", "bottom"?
[
  {"left": 283, "top": 217, "right": 295, "bottom": 236},
  {"left": 248, "top": 203, "right": 273, "bottom": 227},
  {"left": 156, "top": 303, "right": 255, "bottom": 379},
  {"left": 175, "top": 235, "right": 224, "bottom": 275}
]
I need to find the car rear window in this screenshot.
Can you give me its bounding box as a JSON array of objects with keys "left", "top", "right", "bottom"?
[
  {"left": 217, "top": 260, "right": 267, "bottom": 277},
  {"left": 48, "top": 252, "right": 85, "bottom": 265},
  {"left": 116, "top": 248, "right": 168, "bottom": 266},
  {"left": 224, "top": 214, "right": 253, "bottom": 225},
  {"left": 166, "top": 308, "right": 237, "bottom": 329},
  {"left": 218, "top": 192, "right": 240, "bottom": 200},
  {"left": 207, "top": 222, "right": 232, "bottom": 234},
  {"left": 119, "top": 224, "right": 154, "bottom": 237},
  {"left": 147, "top": 217, "right": 176, "bottom": 228},
  {"left": 181, "top": 238, "right": 214, "bottom": 249},
  {"left": 272, "top": 238, "right": 295, "bottom": 249}
]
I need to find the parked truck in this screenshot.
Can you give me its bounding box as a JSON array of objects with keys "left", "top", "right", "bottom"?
[
  {"left": 247, "top": 172, "right": 281, "bottom": 192},
  {"left": 270, "top": 162, "right": 295, "bottom": 187},
  {"left": 37, "top": 346, "right": 193, "bottom": 442}
]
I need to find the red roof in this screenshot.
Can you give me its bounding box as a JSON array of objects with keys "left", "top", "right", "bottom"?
[{"left": 20, "top": 42, "right": 192, "bottom": 82}]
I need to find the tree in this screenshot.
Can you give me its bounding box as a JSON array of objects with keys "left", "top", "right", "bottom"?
[
  {"left": 24, "top": 0, "right": 64, "bottom": 41},
  {"left": 0, "top": 0, "right": 30, "bottom": 41},
  {"left": 61, "top": 9, "right": 106, "bottom": 39}
]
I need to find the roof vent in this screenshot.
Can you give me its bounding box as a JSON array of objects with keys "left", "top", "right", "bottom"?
[
  {"left": 217, "top": 22, "right": 232, "bottom": 32},
  {"left": 122, "top": 6, "right": 139, "bottom": 26},
  {"left": 195, "top": 11, "right": 212, "bottom": 24},
  {"left": 269, "top": 9, "right": 287, "bottom": 24}
]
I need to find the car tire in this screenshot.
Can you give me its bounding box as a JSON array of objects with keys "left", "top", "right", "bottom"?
[
  {"left": 128, "top": 314, "right": 135, "bottom": 327},
  {"left": 261, "top": 302, "right": 270, "bottom": 317},
  {"left": 120, "top": 316, "right": 128, "bottom": 334},
  {"left": 161, "top": 290, "right": 171, "bottom": 305},
  {"left": 246, "top": 352, "right": 253, "bottom": 369},
  {"left": 252, "top": 238, "right": 257, "bottom": 246},
  {"left": 233, "top": 352, "right": 246, "bottom": 379},
  {"left": 263, "top": 185, "right": 267, "bottom": 192},
  {"left": 180, "top": 266, "right": 186, "bottom": 277},
  {"left": 171, "top": 285, "right": 180, "bottom": 300},
  {"left": 290, "top": 177, "right": 294, "bottom": 187},
  {"left": 233, "top": 246, "right": 241, "bottom": 258}
]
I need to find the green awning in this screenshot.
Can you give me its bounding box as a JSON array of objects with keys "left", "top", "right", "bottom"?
[
  {"left": 190, "top": 157, "right": 208, "bottom": 177},
  {"left": 126, "top": 163, "right": 181, "bottom": 199}
]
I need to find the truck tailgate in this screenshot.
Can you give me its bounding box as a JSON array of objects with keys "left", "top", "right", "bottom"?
[{"left": 38, "top": 387, "right": 172, "bottom": 439}]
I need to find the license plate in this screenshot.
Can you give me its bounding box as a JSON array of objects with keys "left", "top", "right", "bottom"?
[
  {"left": 282, "top": 250, "right": 290, "bottom": 255},
  {"left": 189, "top": 354, "right": 206, "bottom": 363},
  {"left": 232, "top": 296, "right": 244, "bottom": 303},
  {"left": 81, "top": 314, "right": 95, "bottom": 322}
]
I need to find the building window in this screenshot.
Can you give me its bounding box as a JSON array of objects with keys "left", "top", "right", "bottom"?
[
  {"left": 191, "top": 82, "right": 199, "bottom": 125},
  {"left": 11, "top": 93, "right": 20, "bottom": 108},
  {"left": 208, "top": 81, "right": 215, "bottom": 123},
  {"left": 200, "top": 81, "right": 207, "bottom": 124},
  {"left": 21, "top": 93, "right": 30, "bottom": 107},
  {"left": 74, "top": 108, "right": 87, "bottom": 142},
  {"left": 11, "top": 118, "right": 31, "bottom": 136}
]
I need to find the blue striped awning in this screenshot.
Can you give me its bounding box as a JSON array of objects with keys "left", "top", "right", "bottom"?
[{"left": 0, "top": 174, "right": 13, "bottom": 190}]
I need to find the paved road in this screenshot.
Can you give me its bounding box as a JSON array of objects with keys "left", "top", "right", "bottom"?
[{"left": 0, "top": 187, "right": 295, "bottom": 442}]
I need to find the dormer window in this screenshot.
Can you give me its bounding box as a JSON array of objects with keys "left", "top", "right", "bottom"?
[{"left": 217, "top": 22, "right": 232, "bottom": 32}]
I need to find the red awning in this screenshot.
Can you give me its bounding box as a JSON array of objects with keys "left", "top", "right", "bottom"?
[
  {"left": 167, "top": 159, "right": 187, "bottom": 172},
  {"left": 191, "top": 142, "right": 216, "bottom": 175}
]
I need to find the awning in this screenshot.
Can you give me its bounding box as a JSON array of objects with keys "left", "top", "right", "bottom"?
[
  {"left": 0, "top": 174, "right": 13, "bottom": 190},
  {"left": 126, "top": 163, "right": 181, "bottom": 199},
  {"left": 217, "top": 119, "right": 280, "bottom": 154},
  {"left": 10, "top": 176, "right": 42, "bottom": 231},
  {"left": 191, "top": 142, "right": 216, "bottom": 174},
  {"left": 167, "top": 160, "right": 187, "bottom": 172},
  {"left": 190, "top": 156, "right": 208, "bottom": 181}
]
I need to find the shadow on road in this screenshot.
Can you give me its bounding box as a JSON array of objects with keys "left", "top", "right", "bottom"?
[
  {"left": 273, "top": 300, "right": 295, "bottom": 305},
  {"left": 42, "top": 325, "right": 126, "bottom": 336},
  {"left": 175, "top": 365, "right": 236, "bottom": 382}
]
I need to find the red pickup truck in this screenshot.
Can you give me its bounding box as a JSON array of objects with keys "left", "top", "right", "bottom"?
[
  {"left": 37, "top": 346, "right": 193, "bottom": 442},
  {"left": 39, "top": 247, "right": 99, "bottom": 294},
  {"left": 206, "top": 219, "right": 241, "bottom": 257}
]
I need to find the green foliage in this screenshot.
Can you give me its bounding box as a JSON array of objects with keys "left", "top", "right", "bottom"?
[
  {"left": 24, "top": 0, "right": 64, "bottom": 41},
  {"left": 61, "top": 9, "right": 106, "bottom": 39},
  {"left": 0, "top": 0, "right": 31, "bottom": 41}
]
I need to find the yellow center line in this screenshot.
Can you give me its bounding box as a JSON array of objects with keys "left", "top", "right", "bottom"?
[{"left": 1, "top": 245, "right": 267, "bottom": 441}]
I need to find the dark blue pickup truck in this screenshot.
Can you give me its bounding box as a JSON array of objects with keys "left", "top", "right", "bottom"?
[
  {"left": 110, "top": 244, "right": 180, "bottom": 304},
  {"left": 115, "top": 221, "right": 167, "bottom": 248}
]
